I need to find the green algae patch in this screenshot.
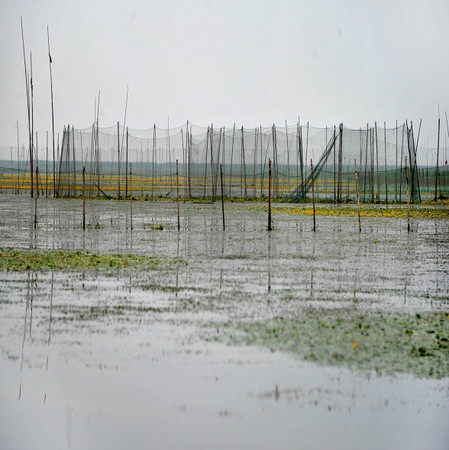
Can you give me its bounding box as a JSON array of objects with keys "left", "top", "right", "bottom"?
[
  {"left": 210, "top": 311, "right": 449, "bottom": 379},
  {"left": 0, "top": 248, "right": 182, "bottom": 272}
]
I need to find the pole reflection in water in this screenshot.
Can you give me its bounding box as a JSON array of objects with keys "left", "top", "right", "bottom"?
[
  {"left": 19, "top": 271, "right": 35, "bottom": 401},
  {"left": 44, "top": 272, "right": 54, "bottom": 403}
]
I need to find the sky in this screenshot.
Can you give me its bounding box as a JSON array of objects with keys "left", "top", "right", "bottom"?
[{"left": 1, "top": 0, "right": 449, "bottom": 151}]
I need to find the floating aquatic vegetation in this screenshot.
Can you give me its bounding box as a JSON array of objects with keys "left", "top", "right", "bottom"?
[
  {"left": 0, "top": 248, "right": 183, "bottom": 272},
  {"left": 268, "top": 204, "right": 449, "bottom": 220},
  {"left": 208, "top": 311, "right": 449, "bottom": 379}
]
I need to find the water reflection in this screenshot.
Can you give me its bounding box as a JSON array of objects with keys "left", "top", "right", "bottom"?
[
  {"left": 44, "top": 272, "right": 54, "bottom": 403},
  {"left": 19, "top": 271, "right": 35, "bottom": 401}
]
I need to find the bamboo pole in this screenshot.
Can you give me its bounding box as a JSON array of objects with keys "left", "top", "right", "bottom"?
[
  {"left": 242, "top": 126, "right": 247, "bottom": 198},
  {"left": 122, "top": 86, "right": 129, "bottom": 196},
  {"left": 96, "top": 91, "right": 100, "bottom": 192},
  {"left": 20, "top": 18, "right": 33, "bottom": 198},
  {"left": 229, "top": 124, "right": 235, "bottom": 197},
  {"left": 176, "top": 160, "right": 180, "bottom": 231},
  {"left": 384, "top": 122, "right": 388, "bottom": 203},
  {"left": 117, "top": 121, "right": 120, "bottom": 199},
  {"left": 405, "top": 156, "right": 410, "bottom": 232},
  {"left": 34, "top": 134, "right": 38, "bottom": 229},
  {"left": 254, "top": 128, "right": 257, "bottom": 198},
  {"left": 311, "top": 159, "right": 316, "bottom": 232},
  {"left": 82, "top": 166, "right": 86, "bottom": 230},
  {"left": 220, "top": 164, "right": 225, "bottom": 231},
  {"left": 395, "top": 120, "right": 398, "bottom": 202},
  {"left": 338, "top": 124, "right": 343, "bottom": 203},
  {"left": 354, "top": 159, "right": 361, "bottom": 232},
  {"left": 152, "top": 124, "right": 156, "bottom": 200},
  {"left": 17, "top": 121, "right": 20, "bottom": 194},
  {"left": 268, "top": 159, "right": 272, "bottom": 231},
  {"left": 285, "top": 120, "right": 290, "bottom": 185},
  {"left": 130, "top": 163, "right": 133, "bottom": 230},
  {"left": 47, "top": 26, "right": 56, "bottom": 197},
  {"left": 375, "top": 122, "right": 379, "bottom": 201},
  {"left": 46, "top": 131, "right": 48, "bottom": 197},
  {"left": 126, "top": 127, "right": 129, "bottom": 198},
  {"left": 363, "top": 124, "right": 369, "bottom": 202},
  {"left": 30, "top": 51, "right": 35, "bottom": 198},
  {"left": 434, "top": 118, "right": 440, "bottom": 201}
]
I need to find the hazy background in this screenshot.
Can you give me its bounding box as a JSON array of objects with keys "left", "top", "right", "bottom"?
[{"left": 1, "top": 0, "right": 448, "bottom": 151}]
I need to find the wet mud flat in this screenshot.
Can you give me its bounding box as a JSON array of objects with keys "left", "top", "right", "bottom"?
[{"left": 0, "top": 194, "right": 448, "bottom": 449}]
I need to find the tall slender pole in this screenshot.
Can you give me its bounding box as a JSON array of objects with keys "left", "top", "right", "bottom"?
[
  {"left": 34, "top": 132, "right": 38, "bottom": 229},
  {"left": 16, "top": 121, "right": 20, "bottom": 194},
  {"left": 176, "top": 160, "right": 180, "bottom": 231},
  {"left": 354, "top": 159, "right": 361, "bottom": 232},
  {"left": 152, "top": 124, "right": 156, "bottom": 200},
  {"left": 268, "top": 159, "right": 272, "bottom": 231},
  {"left": 338, "top": 124, "right": 343, "bottom": 203},
  {"left": 82, "top": 166, "right": 86, "bottom": 230},
  {"left": 46, "top": 131, "right": 48, "bottom": 197},
  {"left": 126, "top": 127, "right": 129, "bottom": 198},
  {"left": 47, "top": 26, "right": 56, "bottom": 197},
  {"left": 434, "top": 118, "right": 440, "bottom": 201},
  {"left": 395, "top": 120, "right": 398, "bottom": 201},
  {"left": 405, "top": 156, "right": 410, "bottom": 232},
  {"left": 30, "top": 52, "right": 34, "bottom": 198},
  {"left": 117, "top": 121, "right": 120, "bottom": 199},
  {"left": 220, "top": 164, "right": 225, "bottom": 231},
  {"left": 130, "top": 163, "right": 133, "bottom": 230},
  {"left": 384, "top": 122, "right": 388, "bottom": 203},
  {"left": 311, "top": 159, "right": 316, "bottom": 232},
  {"left": 375, "top": 122, "right": 379, "bottom": 201},
  {"left": 20, "top": 18, "right": 33, "bottom": 198}
]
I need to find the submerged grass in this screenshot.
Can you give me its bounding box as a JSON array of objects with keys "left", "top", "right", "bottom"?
[
  {"left": 233, "top": 202, "right": 449, "bottom": 220},
  {"left": 0, "top": 248, "right": 182, "bottom": 272},
  {"left": 209, "top": 311, "right": 449, "bottom": 379},
  {"left": 271, "top": 204, "right": 449, "bottom": 220}
]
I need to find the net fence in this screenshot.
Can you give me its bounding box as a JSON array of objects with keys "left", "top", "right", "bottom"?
[{"left": 1, "top": 121, "right": 448, "bottom": 202}]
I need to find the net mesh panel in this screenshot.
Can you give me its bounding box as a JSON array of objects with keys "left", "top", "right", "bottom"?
[{"left": 2, "top": 121, "right": 447, "bottom": 201}]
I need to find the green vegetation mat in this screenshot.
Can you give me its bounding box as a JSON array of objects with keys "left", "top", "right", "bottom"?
[
  {"left": 209, "top": 311, "right": 449, "bottom": 379},
  {"left": 0, "top": 248, "right": 181, "bottom": 271}
]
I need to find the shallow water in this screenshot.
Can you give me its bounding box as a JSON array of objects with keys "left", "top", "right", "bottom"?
[{"left": 0, "top": 194, "right": 448, "bottom": 449}]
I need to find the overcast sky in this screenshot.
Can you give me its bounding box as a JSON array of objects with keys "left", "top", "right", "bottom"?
[{"left": 1, "top": 0, "right": 448, "bottom": 149}]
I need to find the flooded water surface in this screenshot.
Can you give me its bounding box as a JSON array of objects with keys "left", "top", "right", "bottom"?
[{"left": 1, "top": 195, "right": 448, "bottom": 449}]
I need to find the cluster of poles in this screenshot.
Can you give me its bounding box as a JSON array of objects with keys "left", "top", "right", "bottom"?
[
  {"left": 9, "top": 20, "right": 447, "bottom": 204},
  {"left": 31, "top": 154, "right": 414, "bottom": 236},
  {"left": 6, "top": 117, "right": 446, "bottom": 203}
]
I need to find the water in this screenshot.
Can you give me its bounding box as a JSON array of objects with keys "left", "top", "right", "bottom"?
[{"left": 1, "top": 194, "right": 448, "bottom": 449}]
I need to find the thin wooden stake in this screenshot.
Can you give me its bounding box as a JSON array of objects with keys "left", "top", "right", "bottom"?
[
  {"left": 384, "top": 122, "right": 388, "bottom": 203},
  {"left": 311, "top": 159, "right": 316, "bottom": 232},
  {"left": 176, "top": 160, "right": 180, "bottom": 231},
  {"left": 117, "top": 121, "right": 120, "bottom": 199},
  {"left": 268, "top": 159, "right": 272, "bottom": 231},
  {"left": 130, "top": 163, "right": 133, "bottom": 230},
  {"left": 82, "top": 166, "right": 86, "bottom": 230},
  {"left": 17, "top": 121, "right": 20, "bottom": 194},
  {"left": 34, "top": 163, "right": 38, "bottom": 229},
  {"left": 434, "top": 118, "right": 440, "bottom": 201},
  {"left": 405, "top": 156, "right": 410, "bottom": 232},
  {"left": 354, "top": 159, "right": 361, "bottom": 232},
  {"left": 45, "top": 131, "right": 48, "bottom": 197},
  {"left": 220, "top": 164, "right": 225, "bottom": 231}
]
